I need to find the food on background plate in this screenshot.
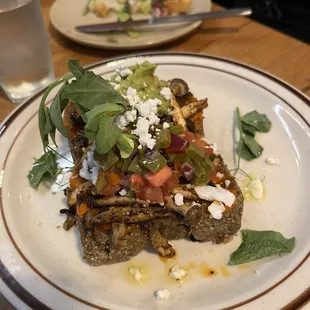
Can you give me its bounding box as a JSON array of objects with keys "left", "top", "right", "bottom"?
[
  {"left": 84, "top": 0, "right": 192, "bottom": 19},
  {"left": 28, "top": 60, "right": 296, "bottom": 268}
]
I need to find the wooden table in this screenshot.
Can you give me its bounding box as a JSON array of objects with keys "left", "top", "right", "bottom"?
[{"left": 0, "top": 1, "right": 309, "bottom": 309}]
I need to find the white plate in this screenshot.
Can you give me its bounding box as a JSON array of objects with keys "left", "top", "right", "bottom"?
[
  {"left": 0, "top": 53, "right": 309, "bottom": 310},
  {"left": 50, "top": 0, "right": 211, "bottom": 50}
]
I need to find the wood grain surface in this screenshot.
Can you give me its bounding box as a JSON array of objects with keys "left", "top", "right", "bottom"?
[{"left": 0, "top": 1, "right": 309, "bottom": 309}]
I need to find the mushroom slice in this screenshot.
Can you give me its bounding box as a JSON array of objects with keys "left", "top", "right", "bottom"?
[
  {"left": 169, "top": 78, "right": 189, "bottom": 97},
  {"left": 181, "top": 99, "right": 208, "bottom": 119},
  {"left": 84, "top": 207, "right": 170, "bottom": 227},
  {"left": 67, "top": 181, "right": 95, "bottom": 207},
  {"left": 94, "top": 197, "right": 150, "bottom": 207},
  {"left": 148, "top": 226, "right": 176, "bottom": 258},
  {"left": 172, "top": 186, "right": 199, "bottom": 200},
  {"left": 170, "top": 96, "right": 187, "bottom": 129}
]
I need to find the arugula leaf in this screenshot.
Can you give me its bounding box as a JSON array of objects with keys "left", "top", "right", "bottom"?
[
  {"left": 68, "top": 59, "right": 87, "bottom": 79},
  {"left": 242, "top": 135, "right": 263, "bottom": 158},
  {"left": 228, "top": 229, "right": 296, "bottom": 265},
  {"left": 84, "top": 104, "right": 124, "bottom": 142},
  {"left": 95, "top": 116, "right": 122, "bottom": 154},
  {"left": 242, "top": 111, "right": 271, "bottom": 133},
  {"left": 241, "top": 123, "right": 256, "bottom": 137},
  {"left": 62, "top": 71, "right": 127, "bottom": 110},
  {"left": 238, "top": 142, "right": 257, "bottom": 161},
  {"left": 50, "top": 83, "right": 69, "bottom": 137},
  {"left": 117, "top": 134, "right": 134, "bottom": 158},
  {"left": 27, "top": 151, "right": 58, "bottom": 189}
]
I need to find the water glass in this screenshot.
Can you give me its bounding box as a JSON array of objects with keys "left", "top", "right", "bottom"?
[{"left": 0, "top": 0, "right": 55, "bottom": 103}]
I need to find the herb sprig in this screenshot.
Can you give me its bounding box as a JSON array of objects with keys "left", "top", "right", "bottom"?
[
  {"left": 228, "top": 229, "right": 295, "bottom": 265},
  {"left": 234, "top": 108, "right": 271, "bottom": 175},
  {"left": 30, "top": 59, "right": 135, "bottom": 188}
]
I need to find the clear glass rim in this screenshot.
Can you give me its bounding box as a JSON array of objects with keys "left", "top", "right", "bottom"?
[{"left": 0, "top": 0, "right": 34, "bottom": 14}]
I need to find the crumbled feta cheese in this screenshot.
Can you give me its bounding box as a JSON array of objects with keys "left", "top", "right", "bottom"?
[
  {"left": 155, "top": 289, "right": 170, "bottom": 301},
  {"left": 174, "top": 193, "right": 184, "bottom": 206},
  {"left": 163, "top": 122, "right": 170, "bottom": 129},
  {"left": 254, "top": 270, "right": 261, "bottom": 275},
  {"left": 79, "top": 151, "right": 100, "bottom": 185},
  {"left": 114, "top": 84, "right": 120, "bottom": 90},
  {"left": 119, "top": 189, "right": 127, "bottom": 196},
  {"left": 115, "top": 75, "right": 121, "bottom": 82},
  {"left": 266, "top": 157, "right": 280, "bottom": 165},
  {"left": 169, "top": 266, "right": 187, "bottom": 280},
  {"left": 194, "top": 185, "right": 236, "bottom": 207},
  {"left": 125, "top": 87, "right": 142, "bottom": 106},
  {"left": 225, "top": 180, "right": 231, "bottom": 188},
  {"left": 116, "top": 110, "right": 137, "bottom": 129},
  {"left": 143, "top": 82, "right": 147, "bottom": 87},
  {"left": 160, "top": 87, "right": 172, "bottom": 101},
  {"left": 208, "top": 201, "right": 225, "bottom": 219},
  {"left": 132, "top": 117, "right": 156, "bottom": 149},
  {"left": 51, "top": 170, "right": 72, "bottom": 193},
  {"left": 247, "top": 179, "right": 264, "bottom": 200},
  {"left": 210, "top": 142, "right": 220, "bottom": 155},
  {"left": 128, "top": 267, "right": 143, "bottom": 282},
  {"left": 216, "top": 172, "right": 224, "bottom": 179},
  {"left": 120, "top": 68, "right": 133, "bottom": 78}
]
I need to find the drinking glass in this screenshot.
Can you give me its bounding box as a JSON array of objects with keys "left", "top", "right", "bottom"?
[{"left": 0, "top": 0, "right": 55, "bottom": 103}]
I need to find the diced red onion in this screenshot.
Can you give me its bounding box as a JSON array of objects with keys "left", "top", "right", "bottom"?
[
  {"left": 181, "top": 162, "right": 194, "bottom": 181},
  {"left": 170, "top": 134, "right": 188, "bottom": 150}
]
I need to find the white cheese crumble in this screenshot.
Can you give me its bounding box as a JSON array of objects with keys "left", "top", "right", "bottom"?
[
  {"left": 119, "top": 189, "right": 127, "bottom": 196},
  {"left": 174, "top": 193, "right": 184, "bottom": 206},
  {"left": 155, "top": 289, "right": 170, "bottom": 301},
  {"left": 169, "top": 266, "right": 187, "bottom": 280},
  {"left": 119, "top": 68, "right": 133, "bottom": 78},
  {"left": 225, "top": 180, "right": 231, "bottom": 188},
  {"left": 194, "top": 185, "right": 236, "bottom": 207},
  {"left": 114, "top": 84, "right": 120, "bottom": 90},
  {"left": 216, "top": 172, "right": 224, "bottom": 179},
  {"left": 79, "top": 151, "right": 100, "bottom": 185},
  {"left": 254, "top": 270, "right": 261, "bottom": 275},
  {"left": 115, "top": 75, "right": 121, "bottom": 82},
  {"left": 116, "top": 109, "right": 137, "bottom": 129},
  {"left": 51, "top": 170, "right": 73, "bottom": 194},
  {"left": 163, "top": 122, "right": 170, "bottom": 129},
  {"left": 210, "top": 142, "right": 220, "bottom": 155},
  {"left": 266, "top": 157, "right": 280, "bottom": 165},
  {"left": 247, "top": 179, "right": 264, "bottom": 200},
  {"left": 128, "top": 267, "right": 143, "bottom": 282},
  {"left": 160, "top": 87, "right": 172, "bottom": 101},
  {"left": 208, "top": 201, "right": 225, "bottom": 219},
  {"left": 132, "top": 117, "right": 156, "bottom": 149}
]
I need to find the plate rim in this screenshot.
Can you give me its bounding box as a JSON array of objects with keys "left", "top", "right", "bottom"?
[
  {"left": 49, "top": 0, "right": 203, "bottom": 50},
  {"left": 0, "top": 52, "right": 309, "bottom": 310}
]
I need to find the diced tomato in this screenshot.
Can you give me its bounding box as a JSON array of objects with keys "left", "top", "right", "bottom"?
[
  {"left": 210, "top": 169, "right": 220, "bottom": 184},
  {"left": 144, "top": 165, "right": 173, "bottom": 187},
  {"left": 204, "top": 147, "right": 214, "bottom": 156},
  {"left": 181, "top": 131, "right": 196, "bottom": 142},
  {"left": 136, "top": 186, "right": 164, "bottom": 203},
  {"left": 161, "top": 173, "right": 179, "bottom": 196},
  {"left": 130, "top": 174, "right": 145, "bottom": 192}
]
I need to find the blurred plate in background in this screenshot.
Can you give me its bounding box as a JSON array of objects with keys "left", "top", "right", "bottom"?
[{"left": 50, "top": 0, "right": 211, "bottom": 50}]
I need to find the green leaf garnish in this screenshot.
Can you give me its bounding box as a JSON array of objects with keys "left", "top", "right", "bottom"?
[
  {"left": 228, "top": 229, "right": 296, "bottom": 265},
  {"left": 95, "top": 115, "right": 122, "bottom": 154},
  {"left": 49, "top": 83, "right": 69, "bottom": 137},
  {"left": 68, "top": 59, "right": 87, "bottom": 78},
  {"left": 241, "top": 110, "right": 271, "bottom": 133},
  {"left": 27, "top": 151, "right": 58, "bottom": 189},
  {"left": 62, "top": 71, "right": 127, "bottom": 110},
  {"left": 117, "top": 134, "right": 135, "bottom": 159}
]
